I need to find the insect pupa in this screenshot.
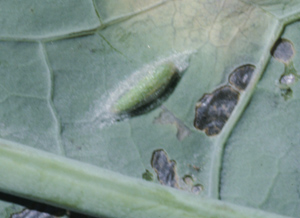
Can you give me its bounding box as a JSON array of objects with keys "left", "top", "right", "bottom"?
[{"left": 111, "top": 62, "right": 179, "bottom": 114}]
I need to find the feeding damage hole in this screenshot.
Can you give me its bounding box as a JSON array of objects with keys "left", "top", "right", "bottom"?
[
  {"left": 150, "top": 150, "right": 203, "bottom": 194},
  {"left": 271, "top": 38, "right": 298, "bottom": 100},
  {"left": 183, "top": 175, "right": 194, "bottom": 186},
  {"left": 182, "top": 175, "right": 203, "bottom": 195},
  {"left": 194, "top": 64, "right": 255, "bottom": 135},
  {"left": 280, "top": 73, "right": 296, "bottom": 85},
  {"left": 229, "top": 64, "right": 255, "bottom": 91},
  {"left": 153, "top": 106, "right": 190, "bottom": 141},
  {"left": 194, "top": 86, "right": 239, "bottom": 136},
  {"left": 151, "top": 149, "right": 179, "bottom": 188},
  {"left": 271, "top": 38, "right": 295, "bottom": 64},
  {"left": 191, "top": 184, "right": 203, "bottom": 195}
]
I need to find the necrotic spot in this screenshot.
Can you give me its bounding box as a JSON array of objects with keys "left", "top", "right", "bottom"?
[
  {"left": 229, "top": 64, "right": 255, "bottom": 91},
  {"left": 271, "top": 39, "right": 295, "bottom": 64},
  {"left": 194, "top": 86, "right": 239, "bottom": 136},
  {"left": 151, "top": 149, "right": 178, "bottom": 188}
]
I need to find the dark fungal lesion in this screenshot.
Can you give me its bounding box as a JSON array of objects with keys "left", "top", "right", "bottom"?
[
  {"left": 151, "top": 149, "right": 179, "bottom": 188},
  {"left": 194, "top": 86, "right": 239, "bottom": 136}
]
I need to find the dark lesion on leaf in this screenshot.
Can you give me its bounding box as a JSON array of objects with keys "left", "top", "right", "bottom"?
[
  {"left": 229, "top": 64, "right": 255, "bottom": 91},
  {"left": 194, "top": 86, "right": 239, "bottom": 136},
  {"left": 271, "top": 38, "right": 295, "bottom": 64},
  {"left": 151, "top": 149, "right": 179, "bottom": 188},
  {"left": 271, "top": 38, "right": 298, "bottom": 101}
]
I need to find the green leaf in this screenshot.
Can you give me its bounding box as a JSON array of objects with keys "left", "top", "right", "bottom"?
[
  {"left": 0, "top": 0, "right": 300, "bottom": 217},
  {"left": 0, "top": 139, "right": 293, "bottom": 218},
  {"left": 0, "top": 0, "right": 100, "bottom": 40},
  {"left": 221, "top": 20, "right": 300, "bottom": 216}
]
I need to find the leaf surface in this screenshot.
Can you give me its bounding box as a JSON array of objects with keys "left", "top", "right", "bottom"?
[{"left": 0, "top": 0, "right": 299, "bottom": 217}]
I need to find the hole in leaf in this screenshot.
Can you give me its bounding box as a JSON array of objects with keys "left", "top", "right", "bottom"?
[
  {"left": 192, "top": 184, "right": 203, "bottom": 195},
  {"left": 194, "top": 85, "right": 239, "bottom": 136},
  {"left": 151, "top": 149, "right": 179, "bottom": 188},
  {"left": 229, "top": 64, "right": 255, "bottom": 91},
  {"left": 280, "top": 73, "right": 296, "bottom": 86},
  {"left": 271, "top": 39, "right": 295, "bottom": 64},
  {"left": 183, "top": 175, "right": 194, "bottom": 187}
]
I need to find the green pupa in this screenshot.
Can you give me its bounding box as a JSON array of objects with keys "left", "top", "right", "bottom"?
[{"left": 112, "top": 62, "right": 178, "bottom": 114}]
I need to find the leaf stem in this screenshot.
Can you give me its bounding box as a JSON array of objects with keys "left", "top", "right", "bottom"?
[{"left": 0, "top": 139, "right": 293, "bottom": 218}]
